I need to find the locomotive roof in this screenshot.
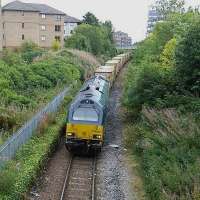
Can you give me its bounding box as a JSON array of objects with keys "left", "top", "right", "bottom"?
[{"left": 71, "top": 76, "right": 109, "bottom": 109}]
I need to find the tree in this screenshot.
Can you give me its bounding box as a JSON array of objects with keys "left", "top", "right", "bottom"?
[
  {"left": 103, "top": 20, "right": 114, "bottom": 43},
  {"left": 175, "top": 20, "right": 200, "bottom": 95},
  {"left": 82, "top": 12, "right": 99, "bottom": 26},
  {"left": 155, "top": 0, "right": 185, "bottom": 19},
  {"left": 65, "top": 24, "right": 116, "bottom": 57},
  {"left": 65, "top": 33, "right": 91, "bottom": 52},
  {"left": 160, "top": 38, "right": 177, "bottom": 69}
]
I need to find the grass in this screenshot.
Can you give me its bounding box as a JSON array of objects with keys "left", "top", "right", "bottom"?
[
  {"left": 0, "top": 84, "right": 80, "bottom": 200},
  {"left": 124, "top": 107, "right": 200, "bottom": 200},
  {"left": 0, "top": 85, "right": 66, "bottom": 144}
]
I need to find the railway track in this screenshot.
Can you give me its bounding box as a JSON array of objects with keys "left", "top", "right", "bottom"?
[{"left": 60, "top": 155, "right": 97, "bottom": 200}]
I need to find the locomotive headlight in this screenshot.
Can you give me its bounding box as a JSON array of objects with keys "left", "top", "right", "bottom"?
[
  {"left": 93, "top": 134, "right": 102, "bottom": 139},
  {"left": 67, "top": 132, "right": 75, "bottom": 137}
]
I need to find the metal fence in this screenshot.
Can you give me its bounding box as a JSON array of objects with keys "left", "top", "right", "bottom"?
[{"left": 0, "top": 86, "right": 71, "bottom": 167}]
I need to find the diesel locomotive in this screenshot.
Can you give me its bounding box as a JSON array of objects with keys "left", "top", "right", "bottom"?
[{"left": 65, "top": 53, "right": 131, "bottom": 152}]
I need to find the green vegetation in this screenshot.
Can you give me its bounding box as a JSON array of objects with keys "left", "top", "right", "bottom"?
[
  {"left": 0, "top": 42, "right": 100, "bottom": 144},
  {"left": 51, "top": 39, "right": 61, "bottom": 51},
  {"left": 65, "top": 12, "right": 117, "bottom": 59},
  {"left": 0, "top": 90, "right": 77, "bottom": 200},
  {"left": 123, "top": 2, "right": 200, "bottom": 199}
]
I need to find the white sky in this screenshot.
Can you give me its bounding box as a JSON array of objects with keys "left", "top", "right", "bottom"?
[{"left": 2, "top": 0, "right": 200, "bottom": 42}]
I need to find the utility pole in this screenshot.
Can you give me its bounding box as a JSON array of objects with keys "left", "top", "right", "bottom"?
[{"left": 0, "top": 0, "right": 2, "bottom": 52}]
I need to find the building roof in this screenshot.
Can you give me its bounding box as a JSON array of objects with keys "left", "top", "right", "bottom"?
[
  {"left": 2, "top": 0, "right": 66, "bottom": 15},
  {"left": 64, "top": 15, "right": 81, "bottom": 23}
]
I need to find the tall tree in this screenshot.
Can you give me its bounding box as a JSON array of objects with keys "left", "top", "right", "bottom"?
[
  {"left": 82, "top": 12, "right": 99, "bottom": 26},
  {"left": 103, "top": 20, "right": 114, "bottom": 43},
  {"left": 155, "top": 0, "right": 185, "bottom": 19},
  {"left": 175, "top": 20, "right": 200, "bottom": 95}
]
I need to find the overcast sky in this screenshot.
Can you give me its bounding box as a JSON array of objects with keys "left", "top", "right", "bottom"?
[{"left": 2, "top": 0, "right": 200, "bottom": 42}]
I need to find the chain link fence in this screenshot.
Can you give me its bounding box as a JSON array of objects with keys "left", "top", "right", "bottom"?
[{"left": 0, "top": 86, "right": 71, "bottom": 167}]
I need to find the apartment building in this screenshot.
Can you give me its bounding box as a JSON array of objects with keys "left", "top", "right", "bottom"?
[
  {"left": 147, "top": 6, "right": 162, "bottom": 34},
  {"left": 113, "top": 31, "right": 132, "bottom": 49},
  {"left": 1, "top": 0, "right": 66, "bottom": 48},
  {"left": 64, "top": 15, "right": 81, "bottom": 38},
  {"left": 0, "top": 0, "right": 2, "bottom": 51}
]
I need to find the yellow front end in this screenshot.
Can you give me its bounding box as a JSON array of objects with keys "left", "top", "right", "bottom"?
[
  {"left": 66, "top": 123, "right": 104, "bottom": 151},
  {"left": 67, "top": 123, "right": 103, "bottom": 140}
]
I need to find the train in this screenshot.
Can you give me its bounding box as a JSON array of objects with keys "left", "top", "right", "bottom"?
[{"left": 65, "top": 52, "right": 131, "bottom": 152}]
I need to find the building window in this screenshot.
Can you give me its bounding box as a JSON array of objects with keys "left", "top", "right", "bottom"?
[
  {"left": 22, "top": 23, "right": 24, "bottom": 28},
  {"left": 55, "top": 36, "right": 60, "bottom": 41},
  {"left": 41, "top": 14, "right": 46, "bottom": 19},
  {"left": 2, "top": 23, "right": 5, "bottom": 29},
  {"left": 56, "top": 15, "right": 62, "bottom": 21},
  {"left": 3, "top": 34, "right": 5, "bottom": 40},
  {"left": 22, "top": 34, "right": 25, "bottom": 40},
  {"left": 41, "top": 36, "right": 46, "bottom": 41},
  {"left": 41, "top": 25, "right": 46, "bottom": 30},
  {"left": 55, "top": 25, "right": 61, "bottom": 32},
  {"left": 22, "top": 11, "right": 24, "bottom": 16}
]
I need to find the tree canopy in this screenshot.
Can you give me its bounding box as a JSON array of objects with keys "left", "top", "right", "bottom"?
[
  {"left": 65, "top": 13, "right": 116, "bottom": 58},
  {"left": 155, "top": 0, "right": 185, "bottom": 18},
  {"left": 82, "top": 12, "right": 99, "bottom": 26}
]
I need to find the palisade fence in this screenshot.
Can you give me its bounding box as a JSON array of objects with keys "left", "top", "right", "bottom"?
[{"left": 0, "top": 86, "right": 72, "bottom": 168}]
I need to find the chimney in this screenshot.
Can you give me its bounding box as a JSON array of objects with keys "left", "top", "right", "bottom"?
[{"left": 0, "top": 0, "right": 2, "bottom": 51}]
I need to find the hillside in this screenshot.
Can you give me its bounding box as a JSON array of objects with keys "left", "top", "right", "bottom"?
[{"left": 0, "top": 43, "right": 100, "bottom": 144}]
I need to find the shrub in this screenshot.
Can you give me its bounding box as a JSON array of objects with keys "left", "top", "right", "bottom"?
[
  {"left": 129, "top": 108, "right": 200, "bottom": 200},
  {"left": 175, "top": 19, "right": 200, "bottom": 95},
  {"left": 51, "top": 39, "right": 61, "bottom": 51},
  {"left": 0, "top": 168, "right": 17, "bottom": 195},
  {"left": 65, "top": 23, "right": 116, "bottom": 57}
]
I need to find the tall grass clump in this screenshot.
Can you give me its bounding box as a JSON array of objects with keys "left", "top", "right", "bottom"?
[{"left": 128, "top": 108, "right": 200, "bottom": 200}]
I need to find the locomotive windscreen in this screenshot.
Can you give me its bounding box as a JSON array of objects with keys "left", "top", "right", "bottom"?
[{"left": 72, "top": 107, "right": 99, "bottom": 122}]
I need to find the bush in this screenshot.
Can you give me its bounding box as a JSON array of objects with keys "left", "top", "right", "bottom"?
[
  {"left": 65, "top": 33, "right": 91, "bottom": 52},
  {"left": 65, "top": 22, "right": 117, "bottom": 57},
  {"left": 128, "top": 108, "right": 200, "bottom": 200},
  {"left": 0, "top": 44, "right": 97, "bottom": 141},
  {"left": 123, "top": 61, "right": 174, "bottom": 111},
  {"left": 123, "top": 11, "right": 200, "bottom": 114},
  {"left": 21, "top": 41, "right": 43, "bottom": 63},
  {"left": 175, "top": 19, "right": 200, "bottom": 95},
  {"left": 0, "top": 84, "right": 80, "bottom": 200},
  {"left": 51, "top": 39, "right": 61, "bottom": 51}
]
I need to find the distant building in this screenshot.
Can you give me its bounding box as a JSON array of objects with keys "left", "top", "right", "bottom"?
[
  {"left": 147, "top": 5, "right": 162, "bottom": 34},
  {"left": 113, "top": 31, "right": 132, "bottom": 49},
  {"left": 64, "top": 15, "right": 81, "bottom": 38},
  {"left": 0, "top": 0, "right": 2, "bottom": 51},
  {"left": 2, "top": 0, "right": 65, "bottom": 48}
]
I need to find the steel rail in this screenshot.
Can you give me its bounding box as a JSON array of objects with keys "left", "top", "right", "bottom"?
[
  {"left": 91, "top": 156, "right": 97, "bottom": 200},
  {"left": 60, "top": 155, "right": 97, "bottom": 200},
  {"left": 60, "top": 155, "right": 73, "bottom": 200}
]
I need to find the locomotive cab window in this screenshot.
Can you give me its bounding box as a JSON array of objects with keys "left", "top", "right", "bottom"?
[{"left": 73, "top": 107, "right": 99, "bottom": 122}]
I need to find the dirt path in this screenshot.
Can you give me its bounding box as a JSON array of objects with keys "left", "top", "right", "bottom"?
[{"left": 29, "top": 65, "right": 135, "bottom": 200}]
